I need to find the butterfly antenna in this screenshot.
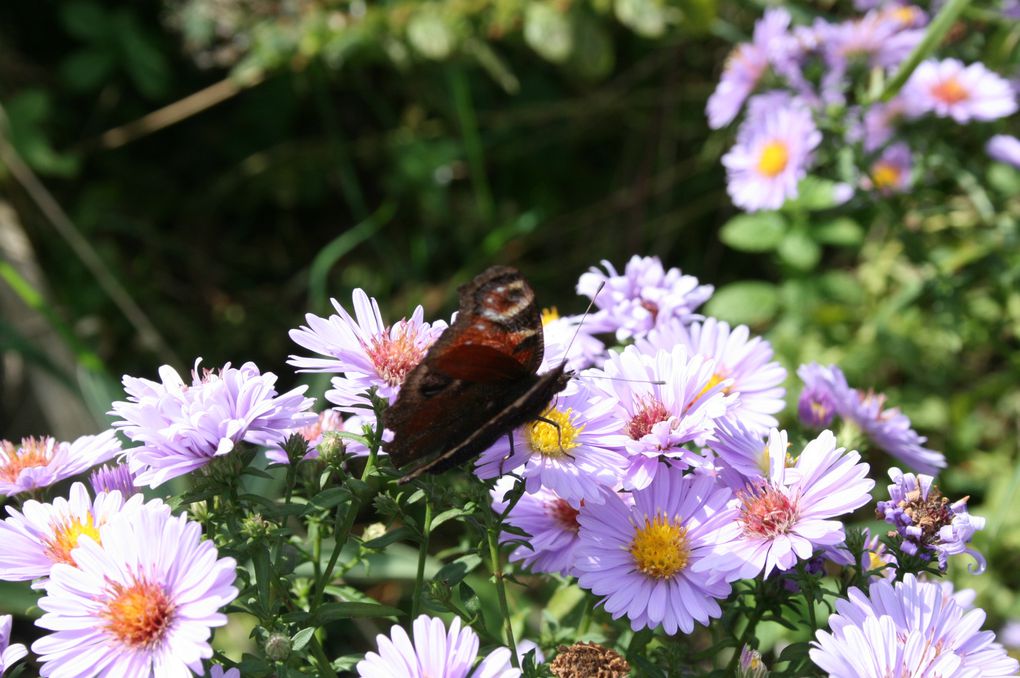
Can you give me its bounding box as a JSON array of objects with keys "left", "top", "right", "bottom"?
[{"left": 558, "top": 281, "right": 605, "bottom": 366}]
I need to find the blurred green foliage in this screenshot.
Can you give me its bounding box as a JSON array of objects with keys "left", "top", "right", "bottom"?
[{"left": 0, "top": 0, "right": 1018, "bottom": 663}]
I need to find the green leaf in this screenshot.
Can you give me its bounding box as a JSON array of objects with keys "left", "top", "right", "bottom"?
[
  {"left": 60, "top": 48, "right": 116, "bottom": 92},
  {"left": 567, "top": 12, "right": 614, "bottom": 81},
  {"left": 719, "top": 212, "right": 786, "bottom": 252},
  {"left": 615, "top": 0, "right": 668, "bottom": 37},
  {"left": 307, "top": 487, "right": 352, "bottom": 512},
  {"left": 435, "top": 554, "right": 483, "bottom": 586},
  {"left": 704, "top": 282, "right": 779, "bottom": 326},
  {"left": 784, "top": 176, "right": 850, "bottom": 211},
  {"left": 407, "top": 9, "right": 455, "bottom": 60},
  {"left": 524, "top": 3, "right": 574, "bottom": 64},
  {"left": 778, "top": 230, "right": 822, "bottom": 270},
  {"left": 60, "top": 0, "right": 110, "bottom": 41},
  {"left": 114, "top": 11, "right": 171, "bottom": 99},
  {"left": 307, "top": 601, "right": 402, "bottom": 624},
  {"left": 814, "top": 217, "right": 864, "bottom": 247},
  {"left": 431, "top": 507, "right": 473, "bottom": 529},
  {"left": 291, "top": 627, "right": 315, "bottom": 652},
  {"left": 362, "top": 526, "right": 417, "bottom": 549}
]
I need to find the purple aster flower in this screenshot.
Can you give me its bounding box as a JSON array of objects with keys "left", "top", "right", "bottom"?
[
  {"left": 876, "top": 467, "right": 986, "bottom": 573},
  {"left": 797, "top": 365, "right": 838, "bottom": 429},
  {"left": 591, "top": 344, "right": 732, "bottom": 490},
  {"left": 89, "top": 462, "right": 138, "bottom": 498},
  {"left": 111, "top": 359, "right": 316, "bottom": 488},
  {"left": 474, "top": 381, "right": 629, "bottom": 504},
  {"left": 723, "top": 96, "right": 821, "bottom": 211},
  {"left": 987, "top": 134, "right": 1020, "bottom": 168},
  {"left": 540, "top": 309, "right": 607, "bottom": 371},
  {"left": 208, "top": 666, "right": 240, "bottom": 678},
  {"left": 0, "top": 615, "right": 28, "bottom": 676},
  {"left": 264, "top": 408, "right": 345, "bottom": 464},
  {"left": 575, "top": 256, "right": 713, "bottom": 342},
  {"left": 706, "top": 8, "right": 792, "bottom": 129},
  {"left": 700, "top": 429, "right": 874, "bottom": 580},
  {"left": 1001, "top": 620, "right": 1020, "bottom": 649},
  {"left": 356, "top": 614, "right": 519, "bottom": 678},
  {"left": 288, "top": 289, "right": 447, "bottom": 407},
  {"left": 811, "top": 574, "right": 1019, "bottom": 677},
  {"left": 32, "top": 502, "right": 238, "bottom": 678},
  {"left": 0, "top": 481, "right": 148, "bottom": 584},
  {"left": 797, "top": 363, "right": 946, "bottom": 474},
  {"left": 0, "top": 429, "right": 120, "bottom": 497},
  {"left": 903, "top": 59, "right": 1018, "bottom": 122},
  {"left": 639, "top": 317, "right": 786, "bottom": 433},
  {"left": 847, "top": 98, "right": 908, "bottom": 152},
  {"left": 491, "top": 477, "right": 583, "bottom": 576},
  {"left": 863, "top": 142, "right": 913, "bottom": 195},
  {"left": 737, "top": 645, "right": 768, "bottom": 678},
  {"left": 575, "top": 468, "right": 738, "bottom": 634},
  {"left": 707, "top": 418, "right": 799, "bottom": 490},
  {"left": 859, "top": 527, "right": 897, "bottom": 581},
  {"left": 819, "top": 8, "right": 926, "bottom": 75}
]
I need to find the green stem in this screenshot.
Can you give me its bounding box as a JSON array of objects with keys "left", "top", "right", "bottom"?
[
  {"left": 577, "top": 595, "right": 594, "bottom": 637},
  {"left": 486, "top": 517, "right": 519, "bottom": 668},
  {"left": 411, "top": 495, "right": 433, "bottom": 620},
  {"left": 726, "top": 601, "right": 763, "bottom": 671},
  {"left": 875, "top": 0, "right": 974, "bottom": 102},
  {"left": 448, "top": 67, "right": 494, "bottom": 225},
  {"left": 309, "top": 635, "right": 340, "bottom": 678}
]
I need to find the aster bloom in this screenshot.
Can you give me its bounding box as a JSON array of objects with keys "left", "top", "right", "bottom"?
[
  {"left": 89, "top": 462, "right": 139, "bottom": 497},
  {"left": 723, "top": 96, "right": 821, "bottom": 211},
  {"left": 639, "top": 317, "right": 786, "bottom": 433},
  {"left": 706, "top": 8, "right": 792, "bottom": 129},
  {"left": 707, "top": 418, "right": 795, "bottom": 490},
  {"left": 356, "top": 614, "right": 519, "bottom": 678},
  {"left": 0, "top": 429, "right": 120, "bottom": 497},
  {"left": 288, "top": 289, "right": 447, "bottom": 405},
  {"left": 847, "top": 98, "right": 908, "bottom": 152},
  {"left": 864, "top": 142, "right": 913, "bottom": 195},
  {"left": 474, "top": 381, "right": 629, "bottom": 504},
  {"left": 539, "top": 309, "right": 606, "bottom": 372},
  {"left": 700, "top": 429, "right": 874, "bottom": 580},
  {"left": 0, "top": 481, "right": 146, "bottom": 584},
  {"left": 575, "top": 256, "right": 713, "bottom": 342},
  {"left": 264, "top": 408, "right": 345, "bottom": 464},
  {"left": 208, "top": 666, "right": 240, "bottom": 678},
  {"left": 574, "top": 468, "right": 738, "bottom": 634},
  {"left": 111, "top": 359, "right": 316, "bottom": 488},
  {"left": 859, "top": 527, "right": 897, "bottom": 581},
  {"left": 0, "top": 615, "right": 28, "bottom": 676},
  {"left": 902, "top": 58, "right": 1018, "bottom": 122},
  {"left": 32, "top": 502, "right": 238, "bottom": 678},
  {"left": 987, "top": 134, "right": 1020, "bottom": 168},
  {"left": 592, "top": 344, "right": 731, "bottom": 490},
  {"left": 737, "top": 645, "right": 769, "bottom": 678},
  {"left": 491, "top": 477, "right": 584, "bottom": 576},
  {"left": 797, "top": 363, "right": 946, "bottom": 474},
  {"left": 876, "top": 467, "right": 986, "bottom": 573},
  {"left": 810, "top": 574, "right": 1019, "bottom": 677}
]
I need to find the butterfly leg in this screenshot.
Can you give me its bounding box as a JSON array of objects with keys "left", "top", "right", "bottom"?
[
  {"left": 498, "top": 431, "right": 516, "bottom": 476},
  {"left": 533, "top": 415, "right": 575, "bottom": 461}
]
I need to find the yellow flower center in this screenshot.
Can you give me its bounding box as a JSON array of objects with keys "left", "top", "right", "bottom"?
[
  {"left": 103, "top": 578, "right": 175, "bottom": 649},
  {"left": 757, "top": 141, "right": 790, "bottom": 178},
  {"left": 694, "top": 372, "right": 728, "bottom": 404},
  {"left": 867, "top": 550, "right": 886, "bottom": 572},
  {"left": 527, "top": 406, "right": 583, "bottom": 457},
  {"left": 45, "top": 514, "right": 102, "bottom": 565},
  {"left": 629, "top": 513, "right": 689, "bottom": 579},
  {"left": 0, "top": 437, "right": 55, "bottom": 483},
  {"left": 541, "top": 307, "right": 560, "bottom": 325},
  {"left": 871, "top": 162, "right": 901, "bottom": 190},
  {"left": 931, "top": 77, "right": 969, "bottom": 105}
]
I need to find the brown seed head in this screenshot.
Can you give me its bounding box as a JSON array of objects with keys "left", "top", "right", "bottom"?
[{"left": 549, "top": 641, "right": 631, "bottom": 678}]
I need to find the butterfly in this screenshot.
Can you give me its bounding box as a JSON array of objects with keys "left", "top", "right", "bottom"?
[{"left": 383, "top": 266, "right": 573, "bottom": 482}]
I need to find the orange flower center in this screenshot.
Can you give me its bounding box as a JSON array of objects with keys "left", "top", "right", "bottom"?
[
  {"left": 871, "top": 162, "right": 902, "bottom": 190},
  {"left": 45, "top": 514, "right": 102, "bottom": 565},
  {"left": 103, "top": 578, "right": 175, "bottom": 649},
  {"left": 0, "top": 437, "right": 55, "bottom": 483},
  {"left": 629, "top": 513, "right": 689, "bottom": 579},
  {"left": 757, "top": 141, "right": 790, "bottom": 178},
  {"left": 931, "top": 77, "right": 969, "bottom": 105}
]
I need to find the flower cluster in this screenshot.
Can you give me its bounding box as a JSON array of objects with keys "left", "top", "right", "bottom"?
[
  {"left": 708, "top": 5, "right": 1018, "bottom": 211},
  {"left": 0, "top": 430, "right": 120, "bottom": 497}
]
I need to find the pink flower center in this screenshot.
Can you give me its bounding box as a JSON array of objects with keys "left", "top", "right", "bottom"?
[
  {"left": 548, "top": 499, "right": 580, "bottom": 534},
  {"left": 102, "top": 577, "right": 175, "bottom": 649},
  {"left": 931, "top": 77, "right": 969, "bottom": 105},
  {"left": 0, "top": 437, "right": 54, "bottom": 483},
  {"left": 365, "top": 321, "right": 428, "bottom": 387},
  {"left": 739, "top": 484, "right": 798, "bottom": 538},
  {"left": 627, "top": 398, "right": 670, "bottom": 440}
]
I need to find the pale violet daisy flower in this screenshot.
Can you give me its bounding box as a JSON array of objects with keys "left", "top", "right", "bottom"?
[
  {"left": 876, "top": 467, "right": 986, "bottom": 573},
  {"left": 639, "top": 317, "right": 786, "bottom": 433},
  {"left": 0, "top": 615, "right": 28, "bottom": 676},
  {"left": 706, "top": 8, "right": 792, "bottom": 129},
  {"left": 491, "top": 476, "right": 583, "bottom": 576},
  {"left": 575, "top": 468, "right": 738, "bottom": 634},
  {"left": 111, "top": 359, "right": 316, "bottom": 488},
  {"left": 88, "top": 463, "right": 139, "bottom": 498},
  {"left": 810, "top": 574, "right": 1019, "bottom": 677},
  {"left": 723, "top": 96, "right": 821, "bottom": 211},
  {"left": 797, "top": 363, "right": 947, "bottom": 474},
  {"left": 699, "top": 429, "right": 874, "bottom": 580},
  {"left": 0, "top": 430, "right": 120, "bottom": 497},
  {"left": 474, "top": 380, "right": 629, "bottom": 505},
  {"left": 863, "top": 142, "right": 913, "bottom": 195},
  {"left": 288, "top": 289, "right": 447, "bottom": 406},
  {"left": 357, "top": 614, "right": 519, "bottom": 678},
  {"left": 264, "top": 408, "right": 344, "bottom": 464},
  {"left": 208, "top": 666, "right": 240, "bottom": 678},
  {"left": 707, "top": 418, "right": 783, "bottom": 489},
  {"left": 540, "top": 309, "right": 606, "bottom": 372},
  {"left": 987, "top": 134, "right": 1020, "bottom": 168},
  {"left": 576, "top": 256, "right": 713, "bottom": 342},
  {"left": 592, "top": 344, "right": 732, "bottom": 490},
  {"left": 902, "top": 58, "right": 1018, "bottom": 122},
  {"left": 0, "top": 482, "right": 147, "bottom": 584},
  {"left": 32, "top": 502, "right": 238, "bottom": 678}
]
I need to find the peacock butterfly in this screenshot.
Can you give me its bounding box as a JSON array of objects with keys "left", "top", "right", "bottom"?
[{"left": 383, "top": 266, "right": 572, "bottom": 482}]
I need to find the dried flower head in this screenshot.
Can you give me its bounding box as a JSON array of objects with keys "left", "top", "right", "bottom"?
[{"left": 549, "top": 641, "right": 631, "bottom": 678}]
